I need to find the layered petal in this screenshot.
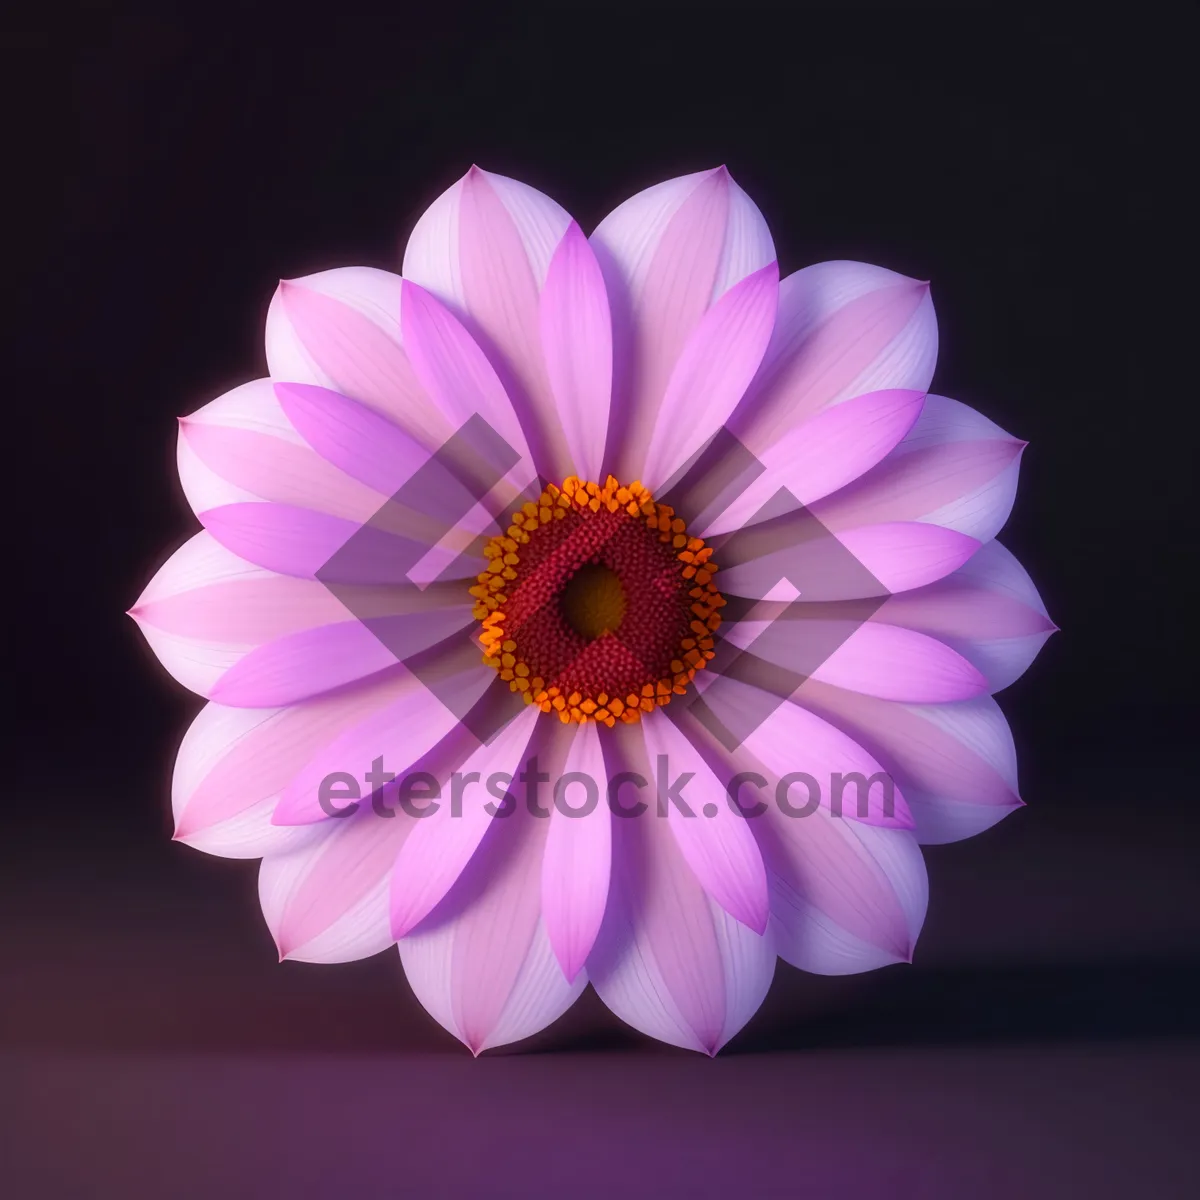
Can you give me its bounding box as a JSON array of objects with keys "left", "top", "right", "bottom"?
[
  {"left": 398, "top": 279, "right": 536, "bottom": 484},
  {"left": 722, "top": 617, "right": 988, "bottom": 703},
  {"left": 538, "top": 221, "right": 614, "bottom": 482},
  {"left": 130, "top": 531, "right": 473, "bottom": 704},
  {"left": 728, "top": 260, "right": 937, "bottom": 455},
  {"left": 169, "top": 670, "right": 416, "bottom": 854},
  {"left": 809, "top": 394, "right": 1026, "bottom": 542},
  {"left": 590, "top": 167, "right": 776, "bottom": 482},
  {"left": 691, "top": 675, "right": 914, "bottom": 828},
  {"left": 264, "top": 267, "right": 450, "bottom": 447},
  {"left": 398, "top": 799, "right": 585, "bottom": 1054},
  {"left": 701, "top": 388, "right": 926, "bottom": 537},
  {"left": 794, "top": 678, "right": 1024, "bottom": 844},
  {"left": 540, "top": 721, "right": 613, "bottom": 982},
  {"left": 766, "top": 817, "right": 928, "bottom": 975},
  {"left": 259, "top": 800, "right": 416, "bottom": 963},
  {"left": 640, "top": 710, "right": 769, "bottom": 933},
  {"left": 271, "top": 646, "right": 494, "bottom": 826},
  {"left": 389, "top": 705, "right": 541, "bottom": 938},
  {"left": 402, "top": 166, "right": 577, "bottom": 480},
  {"left": 670, "top": 706, "right": 927, "bottom": 971},
  {"left": 718, "top": 518, "right": 980, "bottom": 601},
  {"left": 873, "top": 538, "right": 1056, "bottom": 691},
  {"left": 586, "top": 724, "right": 775, "bottom": 1055}
]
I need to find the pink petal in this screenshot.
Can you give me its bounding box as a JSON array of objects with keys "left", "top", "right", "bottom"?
[
  {"left": 835, "top": 523, "right": 981, "bottom": 594},
  {"left": 171, "top": 671, "right": 416, "bottom": 843},
  {"left": 677, "top": 701, "right": 923, "bottom": 963},
  {"left": 701, "top": 388, "right": 926, "bottom": 536},
  {"left": 810, "top": 395, "right": 1025, "bottom": 541},
  {"left": 640, "top": 710, "right": 769, "bottom": 933},
  {"left": 538, "top": 221, "right": 613, "bottom": 482},
  {"left": 718, "top": 520, "right": 981, "bottom": 600},
  {"left": 130, "top": 532, "right": 279, "bottom": 697},
  {"left": 590, "top": 167, "right": 775, "bottom": 482},
  {"left": 271, "top": 653, "right": 493, "bottom": 826},
  {"left": 540, "top": 721, "right": 612, "bottom": 981},
  {"left": 813, "top": 624, "right": 986, "bottom": 702},
  {"left": 767, "top": 818, "right": 928, "bottom": 974},
  {"left": 640, "top": 261, "right": 779, "bottom": 490},
  {"left": 390, "top": 706, "right": 541, "bottom": 938},
  {"left": 197, "top": 502, "right": 445, "bottom": 584},
  {"left": 698, "top": 677, "right": 913, "bottom": 829},
  {"left": 724, "top": 617, "right": 987, "bottom": 703},
  {"left": 272, "top": 382, "right": 431, "bottom": 497},
  {"left": 170, "top": 702, "right": 324, "bottom": 860},
  {"left": 398, "top": 800, "right": 584, "bottom": 1054},
  {"left": 209, "top": 611, "right": 471, "bottom": 708},
  {"left": 264, "top": 267, "right": 449, "bottom": 446},
  {"left": 130, "top": 532, "right": 473, "bottom": 703},
  {"left": 259, "top": 800, "right": 417, "bottom": 963},
  {"left": 794, "top": 679, "right": 1023, "bottom": 845},
  {"left": 729, "top": 260, "right": 937, "bottom": 455},
  {"left": 586, "top": 724, "right": 775, "bottom": 1055},
  {"left": 398, "top": 279, "right": 535, "bottom": 487},
  {"left": 403, "top": 167, "right": 576, "bottom": 480},
  {"left": 179, "top": 413, "right": 383, "bottom": 526},
  {"left": 875, "top": 539, "right": 1056, "bottom": 691}
]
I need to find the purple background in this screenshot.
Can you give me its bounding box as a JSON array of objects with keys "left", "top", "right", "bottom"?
[{"left": 6, "top": 10, "right": 1196, "bottom": 1197}]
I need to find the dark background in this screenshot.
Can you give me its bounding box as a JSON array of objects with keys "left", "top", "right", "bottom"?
[{"left": 5, "top": 9, "right": 1197, "bottom": 1198}]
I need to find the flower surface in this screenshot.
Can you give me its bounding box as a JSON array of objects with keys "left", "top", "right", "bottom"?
[{"left": 133, "top": 166, "right": 1054, "bottom": 1054}]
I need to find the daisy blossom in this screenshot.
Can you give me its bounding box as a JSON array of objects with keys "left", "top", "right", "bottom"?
[{"left": 132, "top": 166, "right": 1054, "bottom": 1054}]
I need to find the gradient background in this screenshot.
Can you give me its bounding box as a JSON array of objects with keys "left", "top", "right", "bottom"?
[{"left": 5, "top": 10, "right": 1197, "bottom": 1198}]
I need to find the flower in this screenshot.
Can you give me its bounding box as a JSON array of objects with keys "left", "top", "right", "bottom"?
[{"left": 131, "top": 166, "right": 1055, "bottom": 1055}]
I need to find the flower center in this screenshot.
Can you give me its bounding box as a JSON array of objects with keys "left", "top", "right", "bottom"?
[
  {"left": 472, "top": 476, "right": 724, "bottom": 726},
  {"left": 561, "top": 562, "right": 626, "bottom": 640}
]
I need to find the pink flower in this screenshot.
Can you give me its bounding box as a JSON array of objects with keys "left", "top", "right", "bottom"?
[{"left": 132, "top": 166, "right": 1055, "bottom": 1054}]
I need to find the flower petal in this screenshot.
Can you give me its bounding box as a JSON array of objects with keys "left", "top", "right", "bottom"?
[
  {"left": 672, "top": 704, "right": 925, "bottom": 967},
  {"left": 728, "top": 260, "right": 937, "bottom": 455},
  {"left": 264, "top": 267, "right": 449, "bottom": 446},
  {"left": 701, "top": 388, "right": 926, "bottom": 536},
  {"left": 403, "top": 166, "right": 576, "bottom": 480},
  {"left": 271, "top": 382, "right": 433, "bottom": 498},
  {"left": 176, "top": 379, "right": 394, "bottom": 524},
  {"left": 586, "top": 724, "right": 775, "bottom": 1055},
  {"left": 259, "top": 800, "right": 417, "bottom": 963},
  {"left": 209, "top": 613, "right": 471, "bottom": 708},
  {"left": 640, "top": 261, "right": 779, "bottom": 490},
  {"left": 693, "top": 675, "right": 913, "bottom": 829},
  {"left": 398, "top": 800, "right": 585, "bottom": 1054},
  {"left": 169, "top": 671, "right": 416, "bottom": 849},
  {"left": 390, "top": 705, "right": 541, "bottom": 938},
  {"left": 809, "top": 395, "right": 1026, "bottom": 541},
  {"left": 723, "top": 618, "right": 988, "bottom": 703},
  {"left": 197, "top": 502, "right": 458, "bottom": 584},
  {"left": 766, "top": 817, "right": 928, "bottom": 974},
  {"left": 271, "top": 649, "right": 494, "bottom": 826},
  {"left": 540, "top": 721, "right": 613, "bottom": 982},
  {"left": 538, "top": 221, "right": 613, "bottom": 482},
  {"left": 590, "top": 167, "right": 775, "bottom": 482},
  {"left": 640, "top": 710, "right": 769, "bottom": 934},
  {"left": 718, "top": 518, "right": 980, "bottom": 600},
  {"left": 130, "top": 531, "right": 473, "bottom": 704},
  {"left": 794, "top": 678, "right": 1023, "bottom": 845},
  {"left": 875, "top": 538, "right": 1056, "bottom": 691},
  {"left": 399, "top": 279, "right": 536, "bottom": 492}
]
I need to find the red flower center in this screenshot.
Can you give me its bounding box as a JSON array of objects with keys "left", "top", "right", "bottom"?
[{"left": 472, "top": 477, "right": 725, "bottom": 725}]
